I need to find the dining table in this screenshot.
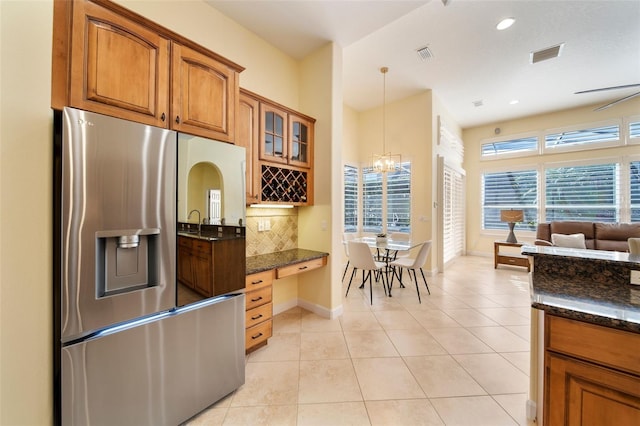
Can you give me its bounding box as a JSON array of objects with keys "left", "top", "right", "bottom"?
[{"left": 350, "top": 236, "right": 420, "bottom": 295}]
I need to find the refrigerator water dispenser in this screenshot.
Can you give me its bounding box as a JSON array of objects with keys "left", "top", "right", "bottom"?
[{"left": 96, "top": 229, "right": 159, "bottom": 297}]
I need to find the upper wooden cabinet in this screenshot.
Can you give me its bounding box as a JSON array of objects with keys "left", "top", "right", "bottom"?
[
  {"left": 52, "top": 0, "right": 243, "bottom": 142},
  {"left": 238, "top": 89, "right": 316, "bottom": 206},
  {"left": 258, "top": 103, "right": 314, "bottom": 169},
  {"left": 237, "top": 92, "right": 260, "bottom": 204},
  {"left": 288, "top": 113, "right": 314, "bottom": 169},
  {"left": 259, "top": 103, "right": 289, "bottom": 165},
  {"left": 171, "top": 43, "right": 237, "bottom": 143}
]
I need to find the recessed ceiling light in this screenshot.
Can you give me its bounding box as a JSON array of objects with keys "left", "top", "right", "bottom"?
[
  {"left": 496, "top": 17, "right": 515, "bottom": 30},
  {"left": 509, "top": 100, "right": 519, "bottom": 105}
]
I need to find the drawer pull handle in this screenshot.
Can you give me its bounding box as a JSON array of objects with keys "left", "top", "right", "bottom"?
[
  {"left": 299, "top": 266, "right": 308, "bottom": 270},
  {"left": 251, "top": 314, "right": 263, "bottom": 320},
  {"left": 251, "top": 296, "right": 263, "bottom": 302},
  {"left": 251, "top": 332, "right": 263, "bottom": 340},
  {"left": 251, "top": 279, "right": 264, "bottom": 285}
]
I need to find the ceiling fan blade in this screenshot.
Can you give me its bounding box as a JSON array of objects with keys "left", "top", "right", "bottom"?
[
  {"left": 594, "top": 91, "right": 640, "bottom": 111},
  {"left": 575, "top": 83, "right": 640, "bottom": 95}
]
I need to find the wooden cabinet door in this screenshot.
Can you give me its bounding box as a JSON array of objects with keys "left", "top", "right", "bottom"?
[
  {"left": 69, "top": 0, "right": 170, "bottom": 127},
  {"left": 177, "top": 247, "right": 195, "bottom": 289},
  {"left": 288, "top": 114, "right": 313, "bottom": 168},
  {"left": 192, "top": 251, "right": 212, "bottom": 297},
  {"left": 545, "top": 352, "right": 640, "bottom": 426},
  {"left": 171, "top": 43, "right": 237, "bottom": 143},
  {"left": 259, "top": 103, "right": 288, "bottom": 164},
  {"left": 237, "top": 92, "right": 260, "bottom": 204},
  {"left": 212, "top": 238, "right": 246, "bottom": 296}
]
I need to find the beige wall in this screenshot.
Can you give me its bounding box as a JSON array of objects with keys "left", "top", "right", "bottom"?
[
  {"left": 1, "top": 1, "right": 54, "bottom": 424},
  {"left": 463, "top": 97, "right": 640, "bottom": 256},
  {"left": 352, "top": 90, "right": 438, "bottom": 269},
  {"left": 0, "top": 0, "right": 333, "bottom": 422}
]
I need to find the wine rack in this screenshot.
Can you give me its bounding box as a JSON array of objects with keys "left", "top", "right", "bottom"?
[{"left": 261, "top": 164, "right": 308, "bottom": 204}]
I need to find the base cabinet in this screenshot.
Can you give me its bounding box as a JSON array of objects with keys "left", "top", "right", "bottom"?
[
  {"left": 244, "top": 270, "right": 274, "bottom": 353},
  {"left": 177, "top": 236, "right": 245, "bottom": 298},
  {"left": 544, "top": 315, "right": 640, "bottom": 425}
]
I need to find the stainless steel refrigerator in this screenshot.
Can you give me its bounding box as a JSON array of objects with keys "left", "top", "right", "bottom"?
[{"left": 54, "top": 107, "right": 245, "bottom": 425}]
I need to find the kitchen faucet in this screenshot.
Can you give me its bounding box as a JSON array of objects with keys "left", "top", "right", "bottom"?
[{"left": 188, "top": 209, "right": 201, "bottom": 235}]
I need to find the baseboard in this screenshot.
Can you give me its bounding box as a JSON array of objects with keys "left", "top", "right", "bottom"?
[{"left": 273, "top": 298, "right": 343, "bottom": 319}]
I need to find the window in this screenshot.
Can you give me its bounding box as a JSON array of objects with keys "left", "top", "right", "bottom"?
[
  {"left": 631, "top": 160, "right": 640, "bottom": 222},
  {"left": 362, "top": 167, "right": 383, "bottom": 233},
  {"left": 481, "top": 136, "right": 538, "bottom": 158},
  {"left": 545, "top": 124, "right": 619, "bottom": 150},
  {"left": 545, "top": 163, "right": 618, "bottom": 222},
  {"left": 343, "top": 165, "right": 358, "bottom": 233},
  {"left": 630, "top": 120, "right": 640, "bottom": 142},
  {"left": 482, "top": 169, "right": 538, "bottom": 231},
  {"left": 386, "top": 162, "right": 411, "bottom": 233},
  {"left": 356, "top": 162, "right": 412, "bottom": 234}
]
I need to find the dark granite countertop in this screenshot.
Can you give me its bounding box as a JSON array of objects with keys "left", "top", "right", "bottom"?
[
  {"left": 246, "top": 249, "right": 329, "bottom": 275},
  {"left": 177, "top": 232, "right": 244, "bottom": 242},
  {"left": 522, "top": 245, "right": 640, "bottom": 333}
]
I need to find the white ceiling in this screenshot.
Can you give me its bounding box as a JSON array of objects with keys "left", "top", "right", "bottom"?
[{"left": 207, "top": 0, "right": 640, "bottom": 128}]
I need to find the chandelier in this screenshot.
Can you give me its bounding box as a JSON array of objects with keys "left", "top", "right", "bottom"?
[{"left": 371, "top": 66, "right": 401, "bottom": 173}]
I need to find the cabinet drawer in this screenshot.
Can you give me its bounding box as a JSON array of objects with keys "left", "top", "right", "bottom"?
[
  {"left": 276, "top": 257, "right": 326, "bottom": 279},
  {"left": 245, "top": 320, "right": 272, "bottom": 350},
  {"left": 178, "top": 236, "right": 193, "bottom": 249},
  {"left": 245, "top": 270, "right": 273, "bottom": 290},
  {"left": 191, "top": 239, "right": 212, "bottom": 254},
  {"left": 546, "top": 315, "right": 640, "bottom": 376},
  {"left": 245, "top": 286, "right": 272, "bottom": 311},
  {"left": 245, "top": 303, "right": 272, "bottom": 329}
]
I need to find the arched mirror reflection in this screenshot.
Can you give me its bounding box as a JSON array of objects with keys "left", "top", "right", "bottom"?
[{"left": 177, "top": 134, "right": 246, "bottom": 227}]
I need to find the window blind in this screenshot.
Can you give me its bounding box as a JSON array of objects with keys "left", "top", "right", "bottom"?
[
  {"left": 482, "top": 169, "right": 538, "bottom": 230},
  {"left": 386, "top": 162, "right": 411, "bottom": 233},
  {"left": 631, "top": 160, "right": 640, "bottom": 222},
  {"left": 443, "top": 165, "right": 465, "bottom": 263},
  {"left": 545, "top": 124, "right": 619, "bottom": 149},
  {"left": 481, "top": 136, "right": 538, "bottom": 158},
  {"left": 344, "top": 165, "right": 358, "bottom": 233},
  {"left": 545, "top": 163, "right": 618, "bottom": 222},
  {"left": 362, "top": 167, "right": 383, "bottom": 233}
]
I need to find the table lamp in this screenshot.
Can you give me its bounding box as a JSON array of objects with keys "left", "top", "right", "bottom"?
[{"left": 501, "top": 209, "right": 524, "bottom": 243}]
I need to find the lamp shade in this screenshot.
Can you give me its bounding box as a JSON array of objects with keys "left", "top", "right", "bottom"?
[{"left": 500, "top": 209, "right": 524, "bottom": 223}]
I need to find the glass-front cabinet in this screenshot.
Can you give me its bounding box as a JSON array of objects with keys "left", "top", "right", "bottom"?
[
  {"left": 259, "top": 103, "right": 288, "bottom": 165},
  {"left": 289, "top": 114, "right": 313, "bottom": 168},
  {"left": 259, "top": 104, "right": 313, "bottom": 169}
]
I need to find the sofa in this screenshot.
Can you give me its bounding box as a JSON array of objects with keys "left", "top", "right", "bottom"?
[{"left": 535, "top": 221, "right": 640, "bottom": 252}]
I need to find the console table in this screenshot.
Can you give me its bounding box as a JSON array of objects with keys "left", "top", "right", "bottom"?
[{"left": 494, "top": 241, "right": 530, "bottom": 271}]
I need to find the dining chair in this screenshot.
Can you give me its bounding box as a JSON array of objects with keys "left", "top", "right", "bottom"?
[
  {"left": 341, "top": 233, "right": 357, "bottom": 281},
  {"left": 389, "top": 241, "right": 432, "bottom": 303},
  {"left": 629, "top": 237, "right": 640, "bottom": 255},
  {"left": 345, "top": 241, "right": 388, "bottom": 305},
  {"left": 389, "top": 232, "right": 412, "bottom": 287}
]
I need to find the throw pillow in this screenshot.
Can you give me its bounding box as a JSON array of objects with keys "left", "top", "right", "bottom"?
[{"left": 551, "top": 233, "right": 586, "bottom": 249}]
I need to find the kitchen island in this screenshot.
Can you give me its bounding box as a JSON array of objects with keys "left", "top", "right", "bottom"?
[{"left": 523, "top": 245, "right": 640, "bottom": 426}]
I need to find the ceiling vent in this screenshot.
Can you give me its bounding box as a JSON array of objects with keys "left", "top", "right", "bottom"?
[
  {"left": 530, "top": 43, "right": 564, "bottom": 64},
  {"left": 416, "top": 45, "right": 434, "bottom": 61},
  {"left": 472, "top": 100, "right": 483, "bottom": 107}
]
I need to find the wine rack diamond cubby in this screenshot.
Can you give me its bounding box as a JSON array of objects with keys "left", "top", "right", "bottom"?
[{"left": 261, "top": 164, "right": 309, "bottom": 205}]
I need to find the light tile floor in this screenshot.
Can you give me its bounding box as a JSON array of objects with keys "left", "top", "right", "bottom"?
[{"left": 187, "top": 255, "right": 532, "bottom": 425}]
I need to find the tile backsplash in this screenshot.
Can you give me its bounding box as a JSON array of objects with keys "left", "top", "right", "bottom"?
[{"left": 245, "top": 207, "right": 298, "bottom": 256}]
